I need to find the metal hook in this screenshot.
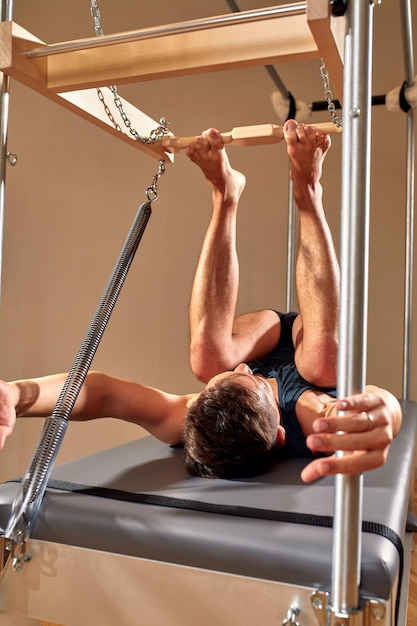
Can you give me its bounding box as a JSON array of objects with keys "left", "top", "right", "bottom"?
[
  {"left": 6, "top": 151, "right": 17, "bottom": 166},
  {"left": 146, "top": 159, "right": 166, "bottom": 203}
]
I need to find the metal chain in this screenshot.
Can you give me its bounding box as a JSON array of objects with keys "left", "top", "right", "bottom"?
[
  {"left": 90, "top": 0, "right": 105, "bottom": 37},
  {"left": 96, "top": 88, "right": 122, "bottom": 132},
  {"left": 320, "top": 60, "right": 343, "bottom": 127},
  {"left": 90, "top": 0, "right": 169, "bottom": 144},
  {"left": 146, "top": 159, "right": 166, "bottom": 203}
]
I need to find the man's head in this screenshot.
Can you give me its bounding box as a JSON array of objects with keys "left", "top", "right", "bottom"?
[{"left": 183, "top": 366, "right": 284, "bottom": 479}]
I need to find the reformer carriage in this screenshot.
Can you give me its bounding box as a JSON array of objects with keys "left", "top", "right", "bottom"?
[{"left": 0, "top": 2, "right": 416, "bottom": 625}]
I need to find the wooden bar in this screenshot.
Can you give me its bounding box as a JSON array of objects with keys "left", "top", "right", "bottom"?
[{"left": 163, "top": 122, "right": 342, "bottom": 152}]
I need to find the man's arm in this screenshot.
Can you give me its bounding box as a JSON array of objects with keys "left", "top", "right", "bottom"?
[
  {"left": 300, "top": 386, "right": 402, "bottom": 482},
  {"left": 186, "top": 129, "right": 280, "bottom": 382},
  {"left": 0, "top": 371, "right": 190, "bottom": 450}
]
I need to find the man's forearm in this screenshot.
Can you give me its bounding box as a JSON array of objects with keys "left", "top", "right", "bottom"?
[{"left": 11, "top": 371, "right": 107, "bottom": 419}]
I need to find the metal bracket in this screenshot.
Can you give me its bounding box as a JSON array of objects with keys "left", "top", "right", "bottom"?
[
  {"left": 0, "top": 534, "right": 31, "bottom": 583},
  {"left": 330, "top": 0, "right": 381, "bottom": 16},
  {"left": 0, "top": 535, "right": 12, "bottom": 582},
  {"left": 311, "top": 590, "right": 387, "bottom": 625}
]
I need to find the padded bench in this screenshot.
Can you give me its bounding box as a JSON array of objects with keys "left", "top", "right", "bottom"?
[{"left": 0, "top": 399, "right": 416, "bottom": 626}]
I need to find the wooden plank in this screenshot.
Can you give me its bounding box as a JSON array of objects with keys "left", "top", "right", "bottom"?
[
  {"left": 0, "top": 539, "right": 322, "bottom": 626},
  {"left": 46, "top": 12, "right": 318, "bottom": 92},
  {"left": 307, "top": 0, "right": 346, "bottom": 101},
  {"left": 57, "top": 89, "right": 174, "bottom": 161}
]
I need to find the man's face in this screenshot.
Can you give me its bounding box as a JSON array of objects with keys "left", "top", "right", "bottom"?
[{"left": 206, "top": 363, "right": 274, "bottom": 401}]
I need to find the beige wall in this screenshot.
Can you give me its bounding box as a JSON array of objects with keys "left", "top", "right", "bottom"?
[{"left": 0, "top": 0, "right": 416, "bottom": 482}]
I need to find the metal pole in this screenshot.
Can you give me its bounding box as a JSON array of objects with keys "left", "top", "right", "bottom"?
[
  {"left": 331, "top": 0, "right": 373, "bottom": 617},
  {"left": 400, "top": 0, "right": 415, "bottom": 401},
  {"left": 286, "top": 177, "right": 296, "bottom": 312},
  {"left": 0, "top": 0, "right": 13, "bottom": 298},
  {"left": 27, "top": 4, "right": 307, "bottom": 59}
]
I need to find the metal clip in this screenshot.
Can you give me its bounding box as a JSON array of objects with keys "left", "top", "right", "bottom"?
[
  {"left": 282, "top": 606, "right": 300, "bottom": 625},
  {"left": 311, "top": 590, "right": 329, "bottom": 625},
  {"left": 364, "top": 599, "right": 386, "bottom": 624}
]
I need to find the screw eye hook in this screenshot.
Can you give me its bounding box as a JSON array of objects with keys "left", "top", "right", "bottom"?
[
  {"left": 6, "top": 152, "right": 17, "bottom": 166},
  {"left": 282, "top": 606, "right": 300, "bottom": 626}
]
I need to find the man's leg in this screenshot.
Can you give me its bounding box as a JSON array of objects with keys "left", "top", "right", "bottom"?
[
  {"left": 186, "top": 129, "right": 280, "bottom": 382},
  {"left": 186, "top": 129, "right": 245, "bottom": 382},
  {"left": 284, "top": 120, "right": 340, "bottom": 387}
]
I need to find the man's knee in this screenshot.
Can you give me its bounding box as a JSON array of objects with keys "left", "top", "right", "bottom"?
[{"left": 296, "top": 342, "right": 338, "bottom": 388}]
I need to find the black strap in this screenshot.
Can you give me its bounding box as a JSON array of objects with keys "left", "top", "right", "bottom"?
[
  {"left": 399, "top": 80, "right": 412, "bottom": 113},
  {"left": 286, "top": 91, "right": 297, "bottom": 121},
  {"left": 8, "top": 477, "right": 405, "bottom": 624}
]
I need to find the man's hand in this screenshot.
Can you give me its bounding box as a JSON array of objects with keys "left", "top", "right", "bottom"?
[
  {"left": 301, "top": 387, "right": 402, "bottom": 482},
  {"left": 0, "top": 380, "right": 17, "bottom": 450}
]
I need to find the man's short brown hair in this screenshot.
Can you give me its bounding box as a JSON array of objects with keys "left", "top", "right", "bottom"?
[{"left": 183, "top": 377, "right": 279, "bottom": 478}]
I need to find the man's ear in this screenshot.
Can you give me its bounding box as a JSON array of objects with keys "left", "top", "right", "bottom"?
[
  {"left": 276, "top": 425, "right": 286, "bottom": 446},
  {"left": 186, "top": 393, "right": 200, "bottom": 409}
]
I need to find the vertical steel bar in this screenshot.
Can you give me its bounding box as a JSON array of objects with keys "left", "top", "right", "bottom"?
[
  {"left": 400, "top": 0, "right": 415, "bottom": 401},
  {"left": 331, "top": 0, "right": 373, "bottom": 616},
  {"left": 286, "top": 178, "right": 296, "bottom": 312},
  {"left": 0, "top": 0, "right": 13, "bottom": 299}
]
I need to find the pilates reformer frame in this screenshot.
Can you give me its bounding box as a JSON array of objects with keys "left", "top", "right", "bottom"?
[{"left": 0, "top": 1, "right": 416, "bottom": 625}]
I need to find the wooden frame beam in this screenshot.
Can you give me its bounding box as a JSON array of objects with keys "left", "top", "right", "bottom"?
[
  {"left": 0, "top": 2, "right": 345, "bottom": 161},
  {"left": 31, "top": 9, "right": 320, "bottom": 92},
  {"left": 307, "top": 0, "right": 345, "bottom": 99}
]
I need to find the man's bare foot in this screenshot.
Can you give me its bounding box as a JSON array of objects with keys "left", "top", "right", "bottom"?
[
  {"left": 284, "top": 120, "right": 331, "bottom": 189},
  {"left": 186, "top": 128, "right": 246, "bottom": 206}
]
